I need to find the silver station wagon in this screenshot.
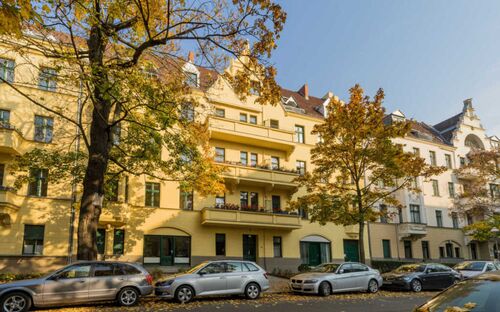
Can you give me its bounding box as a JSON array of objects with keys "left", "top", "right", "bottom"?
[
  {"left": 155, "top": 260, "right": 269, "bottom": 303},
  {"left": 0, "top": 261, "right": 153, "bottom": 312},
  {"left": 290, "top": 262, "right": 383, "bottom": 296}
]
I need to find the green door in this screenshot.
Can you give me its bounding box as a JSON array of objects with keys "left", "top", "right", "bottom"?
[
  {"left": 343, "top": 239, "right": 359, "bottom": 262},
  {"left": 243, "top": 235, "right": 257, "bottom": 262},
  {"left": 160, "top": 236, "right": 174, "bottom": 266},
  {"left": 308, "top": 243, "right": 321, "bottom": 266}
]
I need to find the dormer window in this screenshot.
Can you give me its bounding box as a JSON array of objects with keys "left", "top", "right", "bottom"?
[{"left": 186, "top": 71, "right": 198, "bottom": 87}]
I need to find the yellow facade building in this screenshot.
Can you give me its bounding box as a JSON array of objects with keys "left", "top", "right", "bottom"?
[{"left": 0, "top": 37, "right": 368, "bottom": 274}]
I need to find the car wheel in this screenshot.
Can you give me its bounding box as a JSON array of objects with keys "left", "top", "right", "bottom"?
[
  {"left": 245, "top": 283, "right": 261, "bottom": 300},
  {"left": 1, "top": 292, "right": 32, "bottom": 312},
  {"left": 117, "top": 287, "right": 139, "bottom": 306},
  {"left": 410, "top": 279, "right": 422, "bottom": 292},
  {"left": 318, "top": 281, "right": 331, "bottom": 296},
  {"left": 367, "top": 279, "right": 379, "bottom": 293},
  {"left": 175, "top": 285, "right": 195, "bottom": 304}
]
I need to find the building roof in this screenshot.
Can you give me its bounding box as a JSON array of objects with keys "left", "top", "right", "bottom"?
[
  {"left": 408, "top": 120, "right": 453, "bottom": 146},
  {"left": 280, "top": 87, "right": 325, "bottom": 119},
  {"left": 433, "top": 112, "right": 463, "bottom": 143}
]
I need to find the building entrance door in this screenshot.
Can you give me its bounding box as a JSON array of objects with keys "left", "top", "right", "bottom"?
[
  {"left": 343, "top": 239, "right": 360, "bottom": 262},
  {"left": 243, "top": 235, "right": 257, "bottom": 262}
]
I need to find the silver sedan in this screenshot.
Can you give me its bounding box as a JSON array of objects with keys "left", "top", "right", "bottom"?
[
  {"left": 155, "top": 260, "right": 269, "bottom": 303},
  {"left": 0, "top": 261, "right": 153, "bottom": 312},
  {"left": 289, "top": 262, "right": 383, "bottom": 296}
]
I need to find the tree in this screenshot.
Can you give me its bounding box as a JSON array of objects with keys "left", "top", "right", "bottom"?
[
  {"left": 0, "top": 0, "right": 286, "bottom": 260},
  {"left": 291, "top": 85, "right": 445, "bottom": 263}
]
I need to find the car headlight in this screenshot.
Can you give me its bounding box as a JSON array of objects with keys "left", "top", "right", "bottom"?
[
  {"left": 304, "top": 279, "right": 318, "bottom": 284},
  {"left": 402, "top": 276, "right": 412, "bottom": 281}
]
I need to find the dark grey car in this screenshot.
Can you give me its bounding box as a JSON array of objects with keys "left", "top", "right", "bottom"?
[{"left": 0, "top": 261, "right": 154, "bottom": 312}]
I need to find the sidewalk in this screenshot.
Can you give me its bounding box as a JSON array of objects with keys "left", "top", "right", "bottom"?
[{"left": 268, "top": 275, "right": 290, "bottom": 293}]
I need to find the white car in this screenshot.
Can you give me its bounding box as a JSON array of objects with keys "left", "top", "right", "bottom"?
[
  {"left": 289, "top": 262, "right": 383, "bottom": 296},
  {"left": 453, "top": 261, "right": 500, "bottom": 278}
]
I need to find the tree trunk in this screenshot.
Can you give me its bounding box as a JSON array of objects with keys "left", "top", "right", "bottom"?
[
  {"left": 76, "top": 23, "right": 112, "bottom": 260},
  {"left": 358, "top": 220, "right": 366, "bottom": 264}
]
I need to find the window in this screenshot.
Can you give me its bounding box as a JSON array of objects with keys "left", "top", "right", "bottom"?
[
  {"left": 436, "top": 210, "right": 443, "bottom": 227},
  {"left": 215, "top": 234, "right": 225, "bottom": 256},
  {"left": 226, "top": 262, "right": 242, "bottom": 272},
  {"left": 448, "top": 182, "right": 455, "bottom": 197},
  {"left": 185, "top": 72, "right": 198, "bottom": 87},
  {"left": 57, "top": 264, "right": 91, "bottom": 279},
  {"left": 422, "top": 241, "right": 430, "bottom": 259},
  {"left": 0, "top": 164, "right": 4, "bottom": 186},
  {"left": 398, "top": 207, "right": 404, "bottom": 223},
  {"left": 23, "top": 225, "right": 44, "bottom": 255},
  {"left": 199, "top": 262, "right": 225, "bottom": 274},
  {"left": 445, "top": 243, "right": 453, "bottom": 258},
  {"left": 145, "top": 182, "right": 160, "bottom": 207},
  {"left": 93, "top": 263, "right": 115, "bottom": 277},
  {"left": 295, "top": 125, "right": 305, "bottom": 143},
  {"left": 380, "top": 204, "right": 388, "bottom": 223},
  {"left": 270, "top": 119, "right": 279, "bottom": 129},
  {"left": 404, "top": 240, "right": 412, "bottom": 259},
  {"left": 181, "top": 103, "right": 195, "bottom": 122},
  {"left": 240, "top": 151, "right": 248, "bottom": 166},
  {"left": 97, "top": 228, "right": 106, "bottom": 255},
  {"left": 28, "top": 168, "right": 48, "bottom": 197},
  {"left": 299, "top": 205, "right": 308, "bottom": 220},
  {"left": 382, "top": 240, "right": 391, "bottom": 258},
  {"left": 215, "top": 147, "right": 225, "bottom": 163},
  {"left": 215, "top": 108, "right": 225, "bottom": 118},
  {"left": 296, "top": 161, "right": 306, "bottom": 175},
  {"left": 250, "top": 192, "right": 258, "bottom": 210},
  {"left": 439, "top": 246, "right": 445, "bottom": 258},
  {"left": 466, "top": 214, "right": 473, "bottom": 226},
  {"left": 413, "top": 147, "right": 420, "bottom": 157},
  {"left": 410, "top": 204, "right": 421, "bottom": 223},
  {"left": 0, "top": 58, "right": 15, "bottom": 83},
  {"left": 411, "top": 177, "right": 418, "bottom": 189},
  {"left": 452, "top": 213, "right": 459, "bottom": 229},
  {"left": 429, "top": 151, "right": 437, "bottom": 166},
  {"left": 39, "top": 67, "right": 57, "bottom": 91},
  {"left": 106, "top": 177, "right": 119, "bottom": 202},
  {"left": 272, "top": 195, "right": 281, "bottom": 213},
  {"left": 445, "top": 154, "right": 453, "bottom": 169},
  {"left": 239, "top": 113, "right": 247, "bottom": 123},
  {"left": 124, "top": 176, "right": 129, "bottom": 203},
  {"left": 271, "top": 156, "right": 280, "bottom": 170},
  {"left": 250, "top": 81, "right": 260, "bottom": 96},
  {"left": 432, "top": 180, "right": 440, "bottom": 196},
  {"left": 113, "top": 229, "right": 125, "bottom": 255},
  {"left": 34, "top": 115, "right": 53, "bottom": 143},
  {"left": 490, "top": 184, "right": 499, "bottom": 199},
  {"left": 0, "top": 109, "right": 10, "bottom": 128},
  {"left": 250, "top": 153, "right": 258, "bottom": 167},
  {"left": 455, "top": 247, "right": 460, "bottom": 258},
  {"left": 249, "top": 115, "right": 257, "bottom": 125},
  {"left": 180, "top": 190, "right": 193, "bottom": 210},
  {"left": 273, "top": 237, "right": 282, "bottom": 258},
  {"left": 240, "top": 191, "right": 248, "bottom": 208},
  {"left": 460, "top": 157, "right": 466, "bottom": 167},
  {"left": 215, "top": 194, "right": 225, "bottom": 208}
]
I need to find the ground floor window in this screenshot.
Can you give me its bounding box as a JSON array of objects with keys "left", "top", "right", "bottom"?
[
  {"left": 300, "top": 240, "right": 331, "bottom": 266},
  {"left": 404, "top": 240, "right": 412, "bottom": 259},
  {"left": 470, "top": 243, "right": 478, "bottom": 259},
  {"left": 215, "top": 233, "right": 225, "bottom": 256},
  {"left": 23, "top": 224, "right": 44, "bottom": 255},
  {"left": 143, "top": 235, "right": 191, "bottom": 266},
  {"left": 113, "top": 229, "right": 125, "bottom": 255},
  {"left": 97, "top": 228, "right": 106, "bottom": 255},
  {"left": 382, "top": 239, "right": 391, "bottom": 258},
  {"left": 273, "top": 236, "right": 282, "bottom": 258},
  {"left": 422, "top": 241, "right": 430, "bottom": 259}
]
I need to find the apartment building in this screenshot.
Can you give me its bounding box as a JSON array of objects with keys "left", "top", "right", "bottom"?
[
  {"left": 369, "top": 101, "right": 499, "bottom": 263},
  {"left": 0, "top": 36, "right": 370, "bottom": 273}
]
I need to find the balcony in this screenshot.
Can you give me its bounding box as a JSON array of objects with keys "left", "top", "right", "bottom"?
[
  {"left": 455, "top": 168, "right": 479, "bottom": 181},
  {"left": 398, "top": 223, "right": 427, "bottom": 240},
  {"left": 201, "top": 207, "right": 302, "bottom": 230},
  {"left": 0, "top": 127, "right": 24, "bottom": 155},
  {"left": 208, "top": 116, "right": 295, "bottom": 155},
  {"left": 220, "top": 162, "right": 299, "bottom": 191},
  {"left": 0, "top": 187, "right": 21, "bottom": 226}
]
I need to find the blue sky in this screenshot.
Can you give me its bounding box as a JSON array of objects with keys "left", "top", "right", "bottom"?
[{"left": 271, "top": 0, "right": 500, "bottom": 135}]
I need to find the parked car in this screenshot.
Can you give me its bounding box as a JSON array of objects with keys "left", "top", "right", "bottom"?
[
  {"left": 453, "top": 260, "right": 500, "bottom": 278},
  {"left": 0, "top": 261, "right": 153, "bottom": 312},
  {"left": 289, "top": 262, "right": 383, "bottom": 296},
  {"left": 382, "top": 263, "right": 461, "bottom": 292},
  {"left": 415, "top": 270, "right": 500, "bottom": 312},
  {"left": 155, "top": 260, "right": 269, "bottom": 303}
]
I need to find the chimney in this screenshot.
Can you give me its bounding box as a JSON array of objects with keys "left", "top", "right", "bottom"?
[
  {"left": 322, "top": 91, "right": 333, "bottom": 100},
  {"left": 188, "top": 51, "right": 195, "bottom": 63},
  {"left": 463, "top": 98, "right": 473, "bottom": 111},
  {"left": 298, "top": 83, "right": 309, "bottom": 100}
]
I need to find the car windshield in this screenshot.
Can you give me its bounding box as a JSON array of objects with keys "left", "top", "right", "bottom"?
[
  {"left": 416, "top": 276, "right": 500, "bottom": 312},
  {"left": 454, "top": 262, "right": 486, "bottom": 272},
  {"left": 186, "top": 262, "right": 208, "bottom": 274},
  {"left": 394, "top": 264, "right": 426, "bottom": 273},
  {"left": 311, "top": 263, "right": 340, "bottom": 273}
]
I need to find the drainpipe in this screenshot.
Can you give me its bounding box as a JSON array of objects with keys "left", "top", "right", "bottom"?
[
  {"left": 364, "top": 172, "right": 373, "bottom": 262},
  {"left": 67, "top": 79, "right": 83, "bottom": 263}
]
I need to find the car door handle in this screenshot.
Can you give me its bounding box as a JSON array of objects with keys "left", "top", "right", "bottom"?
[
  {"left": 219, "top": 277, "right": 226, "bottom": 279},
  {"left": 241, "top": 276, "right": 248, "bottom": 278},
  {"left": 78, "top": 280, "right": 86, "bottom": 283}
]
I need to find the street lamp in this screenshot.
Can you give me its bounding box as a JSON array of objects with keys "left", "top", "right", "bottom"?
[{"left": 491, "top": 227, "right": 500, "bottom": 260}]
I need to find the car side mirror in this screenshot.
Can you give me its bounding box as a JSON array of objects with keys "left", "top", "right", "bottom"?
[
  {"left": 198, "top": 271, "right": 206, "bottom": 276},
  {"left": 49, "top": 274, "right": 60, "bottom": 281}
]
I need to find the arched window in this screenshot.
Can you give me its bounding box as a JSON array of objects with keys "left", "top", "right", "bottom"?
[{"left": 464, "top": 134, "right": 485, "bottom": 150}]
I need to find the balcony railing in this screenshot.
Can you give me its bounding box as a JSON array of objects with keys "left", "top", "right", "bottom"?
[
  {"left": 208, "top": 116, "right": 296, "bottom": 154},
  {"left": 398, "top": 222, "right": 427, "bottom": 240},
  {"left": 201, "top": 206, "right": 302, "bottom": 230}
]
